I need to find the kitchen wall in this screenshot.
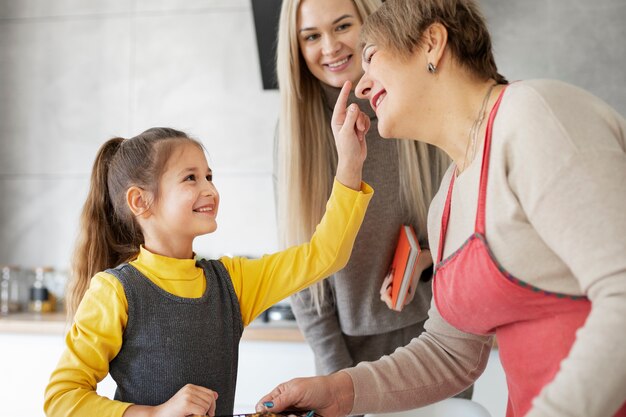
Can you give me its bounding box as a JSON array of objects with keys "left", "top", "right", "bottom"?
[
  {"left": 483, "top": 0, "right": 626, "bottom": 112},
  {"left": 0, "top": 0, "right": 281, "bottom": 278},
  {"left": 1, "top": 0, "right": 625, "bottom": 282}
]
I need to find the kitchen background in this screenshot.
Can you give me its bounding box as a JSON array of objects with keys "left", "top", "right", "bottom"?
[
  {"left": 1, "top": 0, "right": 626, "bottom": 281},
  {"left": 0, "top": 0, "right": 625, "bottom": 416}
]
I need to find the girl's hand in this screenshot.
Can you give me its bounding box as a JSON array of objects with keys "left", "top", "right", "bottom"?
[
  {"left": 380, "top": 249, "right": 433, "bottom": 312},
  {"left": 124, "top": 384, "right": 218, "bottom": 417},
  {"left": 155, "top": 384, "right": 217, "bottom": 417},
  {"left": 331, "top": 80, "right": 369, "bottom": 191},
  {"left": 255, "top": 373, "right": 354, "bottom": 417}
]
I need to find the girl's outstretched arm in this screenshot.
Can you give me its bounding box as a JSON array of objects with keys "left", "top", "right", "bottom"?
[{"left": 223, "top": 81, "right": 373, "bottom": 325}]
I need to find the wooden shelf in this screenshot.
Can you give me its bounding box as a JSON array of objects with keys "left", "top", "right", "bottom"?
[
  {"left": 243, "top": 322, "right": 304, "bottom": 342},
  {"left": 0, "top": 312, "right": 68, "bottom": 335},
  {"left": 0, "top": 312, "right": 304, "bottom": 342}
]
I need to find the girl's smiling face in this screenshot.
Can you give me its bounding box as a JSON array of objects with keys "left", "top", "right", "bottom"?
[
  {"left": 150, "top": 142, "right": 219, "bottom": 246},
  {"left": 297, "top": 0, "right": 364, "bottom": 88}
]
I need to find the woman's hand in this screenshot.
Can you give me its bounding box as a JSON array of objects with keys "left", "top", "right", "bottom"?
[
  {"left": 255, "top": 373, "right": 354, "bottom": 417},
  {"left": 332, "top": 80, "right": 369, "bottom": 191},
  {"left": 123, "top": 384, "right": 218, "bottom": 417},
  {"left": 380, "top": 249, "right": 433, "bottom": 311},
  {"left": 379, "top": 270, "right": 396, "bottom": 310}
]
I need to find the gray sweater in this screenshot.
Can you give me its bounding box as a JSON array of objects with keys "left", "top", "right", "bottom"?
[{"left": 290, "top": 83, "right": 441, "bottom": 373}]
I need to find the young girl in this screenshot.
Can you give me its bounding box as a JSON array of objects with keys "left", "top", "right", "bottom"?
[{"left": 44, "top": 83, "right": 372, "bottom": 417}]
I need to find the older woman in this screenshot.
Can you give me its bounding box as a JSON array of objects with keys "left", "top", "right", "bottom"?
[{"left": 256, "top": 1, "right": 626, "bottom": 417}]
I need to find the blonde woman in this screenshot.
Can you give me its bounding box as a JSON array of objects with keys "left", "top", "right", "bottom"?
[{"left": 274, "top": 0, "right": 456, "bottom": 391}]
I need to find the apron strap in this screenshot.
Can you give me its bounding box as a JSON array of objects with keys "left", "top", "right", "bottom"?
[
  {"left": 436, "top": 170, "right": 456, "bottom": 264},
  {"left": 475, "top": 86, "right": 508, "bottom": 235},
  {"left": 436, "top": 85, "right": 509, "bottom": 264}
]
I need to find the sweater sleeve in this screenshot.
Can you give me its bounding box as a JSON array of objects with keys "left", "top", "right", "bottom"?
[
  {"left": 290, "top": 281, "right": 355, "bottom": 375},
  {"left": 221, "top": 179, "right": 373, "bottom": 326},
  {"left": 521, "top": 150, "right": 626, "bottom": 417},
  {"left": 499, "top": 83, "right": 626, "bottom": 416},
  {"left": 44, "top": 273, "right": 132, "bottom": 417},
  {"left": 344, "top": 300, "right": 492, "bottom": 415}
]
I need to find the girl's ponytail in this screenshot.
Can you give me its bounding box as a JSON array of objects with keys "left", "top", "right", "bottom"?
[{"left": 66, "top": 138, "right": 129, "bottom": 320}]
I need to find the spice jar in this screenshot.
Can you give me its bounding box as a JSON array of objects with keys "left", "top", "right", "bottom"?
[
  {"left": 29, "top": 266, "right": 56, "bottom": 313},
  {"left": 0, "top": 265, "right": 22, "bottom": 315}
]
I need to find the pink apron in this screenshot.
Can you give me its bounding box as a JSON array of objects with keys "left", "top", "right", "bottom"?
[{"left": 432, "top": 87, "right": 626, "bottom": 416}]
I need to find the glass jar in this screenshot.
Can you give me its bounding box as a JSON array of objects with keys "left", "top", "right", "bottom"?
[
  {"left": 0, "top": 265, "right": 22, "bottom": 315},
  {"left": 29, "top": 266, "right": 56, "bottom": 313}
]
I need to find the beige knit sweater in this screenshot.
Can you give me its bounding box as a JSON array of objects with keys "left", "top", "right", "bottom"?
[{"left": 345, "top": 80, "right": 626, "bottom": 417}]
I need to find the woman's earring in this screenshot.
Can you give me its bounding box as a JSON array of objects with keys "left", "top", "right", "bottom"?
[{"left": 427, "top": 63, "right": 437, "bottom": 74}]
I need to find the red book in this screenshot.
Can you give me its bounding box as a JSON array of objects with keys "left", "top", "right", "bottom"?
[{"left": 390, "top": 225, "right": 422, "bottom": 311}]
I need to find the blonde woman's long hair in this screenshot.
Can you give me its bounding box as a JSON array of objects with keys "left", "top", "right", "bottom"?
[{"left": 275, "top": 0, "right": 450, "bottom": 311}]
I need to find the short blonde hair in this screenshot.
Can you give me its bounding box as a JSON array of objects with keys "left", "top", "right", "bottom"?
[{"left": 361, "top": 0, "right": 507, "bottom": 84}]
